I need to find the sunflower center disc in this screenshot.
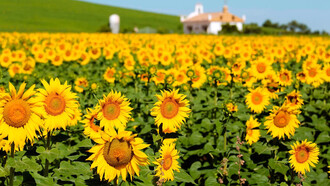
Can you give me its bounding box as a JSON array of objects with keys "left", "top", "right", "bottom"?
[
  {"left": 3, "top": 99, "right": 31, "bottom": 128},
  {"left": 45, "top": 93, "right": 66, "bottom": 116},
  {"left": 280, "top": 73, "right": 289, "bottom": 82},
  {"left": 163, "top": 155, "right": 173, "bottom": 170},
  {"left": 247, "top": 129, "right": 253, "bottom": 136},
  {"left": 308, "top": 68, "right": 317, "bottom": 77},
  {"left": 161, "top": 98, "right": 179, "bottom": 119},
  {"left": 326, "top": 68, "right": 330, "bottom": 76},
  {"left": 257, "top": 63, "right": 266, "bottom": 73},
  {"left": 274, "top": 111, "right": 290, "bottom": 128},
  {"left": 295, "top": 147, "right": 309, "bottom": 163},
  {"left": 177, "top": 75, "right": 184, "bottom": 82},
  {"left": 103, "top": 139, "right": 133, "bottom": 168},
  {"left": 251, "top": 92, "right": 263, "bottom": 105},
  {"left": 103, "top": 102, "right": 120, "bottom": 120}
]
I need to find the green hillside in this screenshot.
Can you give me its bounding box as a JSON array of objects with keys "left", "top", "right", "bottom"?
[{"left": 0, "top": 0, "right": 181, "bottom": 32}]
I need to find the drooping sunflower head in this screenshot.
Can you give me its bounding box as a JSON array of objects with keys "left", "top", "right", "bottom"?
[
  {"left": 262, "top": 77, "right": 280, "bottom": 100},
  {"left": 154, "top": 140, "right": 180, "bottom": 182},
  {"left": 0, "top": 82, "right": 43, "bottom": 151},
  {"left": 289, "top": 140, "right": 319, "bottom": 175},
  {"left": 97, "top": 90, "right": 132, "bottom": 132},
  {"left": 151, "top": 89, "right": 191, "bottom": 133},
  {"left": 296, "top": 71, "right": 307, "bottom": 83},
  {"left": 284, "top": 90, "right": 304, "bottom": 109},
  {"left": 87, "top": 129, "right": 149, "bottom": 182},
  {"left": 74, "top": 77, "right": 89, "bottom": 93},
  {"left": 278, "top": 69, "right": 293, "bottom": 86},
  {"left": 36, "top": 78, "right": 79, "bottom": 132},
  {"left": 245, "top": 116, "right": 261, "bottom": 145},
  {"left": 264, "top": 106, "right": 300, "bottom": 139},
  {"left": 245, "top": 87, "right": 270, "bottom": 113}
]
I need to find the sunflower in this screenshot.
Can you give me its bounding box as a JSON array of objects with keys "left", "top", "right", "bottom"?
[
  {"left": 245, "top": 116, "right": 260, "bottom": 145},
  {"left": 124, "top": 56, "right": 136, "bottom": 71},
  {"left": 62, "top": 49, "right": 73, "bottom": 62},
  {"left": 154, "top": 140, "right": 180, "bottom": 182},
  {"left": 213, "top": 43, "right": 224, "bottom": 56},
  {"left": 251, "top": 58, "right": 272, "bottom": 80},
  {"left": 172, "top": 69, "right": 188, "bottom": 87},
  {"left": 219, "top": 67, "right": 232, "bottom": 83},
  {"left": 36, "top": 78, "right": 80, "bottom": 132},
  {"left": 74, "top": 77, "right": 89, "bottom": 93},
  {"left": 97, "top": 90, "right": 132, "bottom": 132},
  {"left": 0, "top": 53, "right": 12, "bottom": 68},
  {"left": 283, "top": 90, "right": 303, "bottom": 109},
  {"left": 8, "top": 63, "right": 22, "bottom": 78},
  {"left": 322, "top": 64, "right": 330, "bottom": 82},
  {"left": 289, "top": 140, "right": 319, "bottom": 175},
  {"left": 69, "top": 108, "right": 81, "bottom": 127},
  {"left": 104, "top": 67, "right": 116, "bottom": 83},
  {"left": 87, "top": 128, "right": 149, "bottom": 182},
  {"left": 83, "top": 107, "right": 103, "bottom": 143},
  {"left": 79, "top": 52, "right": 91, "bottom": 65},
  {"left": 245, "top": 87, "right": 270, "bottom": 113},
  {"left": 264, "top": 106, "right": 300, "bottom": 139},
  {"left": 160, "top": 51, "right": 173, "bottom": 66},
  {"left": 241, "top": 70, "right": 257, "bottom": 88},
  {"left": 296, "top": 72, "right": 307, "bottom": 83},
  {"left": 191, "top": 65, "right": 207, "bottom": 88},
  {"left": 152, "top": 69, "right": 166, "bottom": 85},
  {"left": 34, "top": 51, "right": 48, "bottom": 63},
  {"left": 151, "top": 89, "right": 191, "bottom": 133},
  {"left": 226, "top": 103, "right": 238, "bottom": 112},
  {"left": 51, "top": 55, "right": 63, "bottom": 66},
  {"left": 0, "top": 82, "right": 43, "bottom": 151},
  {"left": 262, "top": 78, "right": 280, "bottom": 100},
  {"left": 278, "top": 69, "right": 293, "bottom": 86},
  {"left": 305, "top": 64, "right": 324, "bottom": 87},
  {"left": 231, "top": 61, "right": 246, "bottom": 76},
  {"left": 89, "top": 47, "right": 101, "bottom": 60}
]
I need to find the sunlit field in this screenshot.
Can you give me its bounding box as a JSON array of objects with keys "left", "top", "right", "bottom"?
[{"left": 0, "top": 33, "right": 329, "bottom": 185}]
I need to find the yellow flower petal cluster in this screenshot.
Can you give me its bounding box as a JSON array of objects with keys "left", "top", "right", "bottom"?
[
  {"left": 151, "top": 89, "right": 191, "bottom": 133},
  {"left": 289, "top": 140, "right": 319, "bottom": 175},
  {"left": 0, "top": 82, "right": 43, "bottom": 151},
  {"left": 245, "top": 87, "right": 270, "bottom": 113},
  {"left": 87, "top": 128, "right": 149, "bottom": 182},
  {"left": 264, "top": 106, "right": 300, "bottom": 139},
  {"left": 245, "top": 116, "right": 260, "bottom": 145},
  {"left": 36, "top": 78, "right": 80, "bottom": 132},
  {"left": 154, "top": 140, "right": 180, "bottom": 182}
]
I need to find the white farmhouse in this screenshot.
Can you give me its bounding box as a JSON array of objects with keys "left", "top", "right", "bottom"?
[{"left": 180, "top": 4, "right": 245, "bottom": 34}]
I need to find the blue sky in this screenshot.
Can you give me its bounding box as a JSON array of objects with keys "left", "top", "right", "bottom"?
[{"left": 81, "top": 0, "right": 330, "bottom": 32}]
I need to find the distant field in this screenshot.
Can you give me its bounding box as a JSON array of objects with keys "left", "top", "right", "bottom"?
[{"left": 0, "top": 0, "right": 181, "bottom": 32}]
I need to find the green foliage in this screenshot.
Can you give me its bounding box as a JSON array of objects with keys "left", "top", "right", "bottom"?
[
  {"left": 0, "top": 0, "right": 181, "bottom": 33},
  {"left": 0, "top": 35, "right": 329, "bottom": 185}
]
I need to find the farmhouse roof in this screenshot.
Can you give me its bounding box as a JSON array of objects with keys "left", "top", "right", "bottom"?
[{"left": 182, "top": 5, "right": 244, "bottom": 23}]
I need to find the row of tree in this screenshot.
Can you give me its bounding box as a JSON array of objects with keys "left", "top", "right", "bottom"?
[
  {"left": 220, "top": 19, "right": 328, "bottom": 35},
  {"left": 261, "top": 19, "right": 328, "bottom": 35}
]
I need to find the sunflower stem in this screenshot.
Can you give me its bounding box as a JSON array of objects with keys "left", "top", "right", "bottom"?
[
  {"left": 44, "top": 131, "right": 51, "bottom": 177},
  {"left": 9, "top": 143, "right": 15, "bottom": 186},
  {"left": 224, "top": 130, "right": 227, "bottom": 152},
  {"left": 113, "top": 177, "right": 118, "bottom": 186}
]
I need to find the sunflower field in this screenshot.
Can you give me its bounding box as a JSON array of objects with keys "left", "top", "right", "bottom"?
[{"left": 0, "top": 33, "right": 329, "bottom": 185}]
